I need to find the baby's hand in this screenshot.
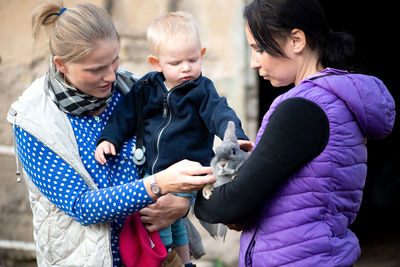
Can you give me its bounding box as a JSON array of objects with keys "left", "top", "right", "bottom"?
[
  {"left": 95, "top": 140, "right": 116, "bottom": 165},
  {"left": 238, "top": 140, "right": 254, "bottom": 152}
]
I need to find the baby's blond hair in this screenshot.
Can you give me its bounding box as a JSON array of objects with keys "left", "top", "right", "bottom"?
[{"left": 146, "top": 11, "right": 201, "bottom": 55}]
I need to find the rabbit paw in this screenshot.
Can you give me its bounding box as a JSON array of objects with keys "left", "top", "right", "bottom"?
[{"left": 202, "top": 184, "right": 214, "bottom": 200}]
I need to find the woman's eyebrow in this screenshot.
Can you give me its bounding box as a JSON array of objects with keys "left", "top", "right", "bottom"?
[{"left": 84, "top": 55, "right": 120, "bottom": 71}]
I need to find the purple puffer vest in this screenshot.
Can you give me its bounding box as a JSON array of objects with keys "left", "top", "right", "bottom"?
[{"left": 239, "top": 68, "right": 395, "bottom": 267}]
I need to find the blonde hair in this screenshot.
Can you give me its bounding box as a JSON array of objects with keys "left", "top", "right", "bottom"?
[
  {"left": 146, "top": 11, "right": 201, "bottom": 55},
  {"left": 32, "top": 0, "right": 119, "bottom": 63}
]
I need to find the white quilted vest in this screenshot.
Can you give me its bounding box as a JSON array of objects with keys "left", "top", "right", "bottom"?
[{"left": 7, "top": 76, "right": 113, "bottom": 267}]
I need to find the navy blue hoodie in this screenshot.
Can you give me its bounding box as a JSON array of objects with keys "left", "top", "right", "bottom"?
[{"left": 98, "top": 71, "right": 248, "bottom": 174}]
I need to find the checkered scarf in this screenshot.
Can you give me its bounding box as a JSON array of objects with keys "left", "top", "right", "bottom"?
[{"left": 44, "top": 58, "right": 135, "bottom": 116}]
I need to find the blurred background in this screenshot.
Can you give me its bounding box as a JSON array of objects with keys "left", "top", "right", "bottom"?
[{"left": 0, "top": 0, "right": 398, "bottom": 266}]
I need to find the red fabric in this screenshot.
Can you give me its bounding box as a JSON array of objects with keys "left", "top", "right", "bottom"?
[{"left": 119, "top": 213, "right": 167, "bottom": 267}]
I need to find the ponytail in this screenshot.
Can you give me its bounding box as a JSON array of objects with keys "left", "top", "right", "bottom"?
[
  {"left": 31, "top": 1, "right": 119, "bottom": 64},
  {"left": 32, "top": 1, "right": 63, "bottom": 39},
  {"left": 320, "top": 29, "right": 359, "bottom": 72}
]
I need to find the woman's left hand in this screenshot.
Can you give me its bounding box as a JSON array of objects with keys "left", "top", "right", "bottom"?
[
  {"left": 238, "top": 139, "right": 254, "bottom": 152},
  {"left": 156, "top": 159, "right": 215, "bottom": 194},
  {"left": 226, "top": 222, "right": 247, "bottom": 232},
  {"left": 139, "top": 194, "right": 190, "bottom": 232}
]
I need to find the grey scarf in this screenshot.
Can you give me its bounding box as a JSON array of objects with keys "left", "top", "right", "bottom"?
[{"left": 44, "top": 58, "right": 135, "bottom": 116}]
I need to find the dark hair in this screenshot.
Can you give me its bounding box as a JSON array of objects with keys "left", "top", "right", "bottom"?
[{"left": 244, "top": 0, "right": 358, "bottom": 71}]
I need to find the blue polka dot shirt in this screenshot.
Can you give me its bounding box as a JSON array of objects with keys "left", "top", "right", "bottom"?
[{"left": 15, "top": 90, "right": 153, "bottom": 266}]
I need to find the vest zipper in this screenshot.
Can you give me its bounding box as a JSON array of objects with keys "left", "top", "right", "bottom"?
[
  {"left": 107, "top": 224, "right": 113, "bottom": 266},
  {"left": 8, "top": 108, "right": 21, "bottom": 183},
  {"left": 9, "top": 108, "right": 99, "bottom": 191},
  {"left": 245, "top": 225, "right": 259, "bottom": 266}
]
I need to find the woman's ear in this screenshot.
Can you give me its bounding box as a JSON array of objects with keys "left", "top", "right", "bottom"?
[
  {"left": 148, "top": 55, "right": 162, "bottom": 72},
  {"left": 53, "top": 56, "right": 68, "bottom": 74},
  {"left": 290, "top": 28, "right": 307, "bottom": 53}
]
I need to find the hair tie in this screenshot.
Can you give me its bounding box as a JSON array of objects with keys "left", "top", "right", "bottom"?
[{"left": 58, "top": 8, "right": 67, "bottom": 16}]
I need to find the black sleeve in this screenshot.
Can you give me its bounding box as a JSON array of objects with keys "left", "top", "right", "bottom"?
[{"left": 194, "top": 97, "right": 329, "bottom": 224}]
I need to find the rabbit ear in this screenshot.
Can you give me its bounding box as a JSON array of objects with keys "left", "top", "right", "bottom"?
[{"left": 223, "top": 121, "right": 237, "bottom": 142}]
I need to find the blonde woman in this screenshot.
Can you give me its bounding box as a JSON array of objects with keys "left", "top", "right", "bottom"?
[{"left": 8, "top": 1, "right": 214, "bottom": 266}]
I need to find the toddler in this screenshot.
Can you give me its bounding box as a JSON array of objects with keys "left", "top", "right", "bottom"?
[{"left": 95, "top": 11, "right": 251, "bottom": 266}]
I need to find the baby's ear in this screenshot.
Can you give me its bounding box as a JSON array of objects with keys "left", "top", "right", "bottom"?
[
  {"left": 201, "top": 47, "right": 207, "bottom": 57},
  {"left": 148, "top": 55, "right": 162, "bottom": 72}
]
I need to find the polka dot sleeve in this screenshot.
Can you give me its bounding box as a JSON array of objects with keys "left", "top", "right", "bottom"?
[{"left": 14, "top": 126, "right": 153, "bottom": 226}]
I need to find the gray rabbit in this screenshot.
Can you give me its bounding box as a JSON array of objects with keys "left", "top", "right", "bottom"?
[
  {"left": 198, "top": 121, "right": 249, "bottom": 240},
  {"left": 203, "top": 120, "right": 249, "bottom": 199}
]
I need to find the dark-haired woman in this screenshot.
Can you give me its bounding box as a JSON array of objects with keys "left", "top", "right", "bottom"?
[{"left": 194, "top": 0, "right": 396, "bottom": 266}]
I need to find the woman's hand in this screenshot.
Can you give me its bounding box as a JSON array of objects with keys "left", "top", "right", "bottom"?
[
  {"left": 238, "top": 139, "right": 254, "bottom": 152},
  {"left": 226, "top": 222, "right": 247, "bottom": 232},
  {"left": 155, "top": 159, "right": 215, "bottom": 195},
  {"left": 139, "top": 194, "right": 190, "bottom": 232}
]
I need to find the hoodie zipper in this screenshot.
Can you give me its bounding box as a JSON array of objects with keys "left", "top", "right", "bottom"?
[
  {"left": 150, "top": 78, "right": 194, "bottom": 174},
  {"left": 162, "top": 94, "right": 168, "bottom": 118},
  {"left": 151, "top": 90, "right": 173, "bottom": 174}
]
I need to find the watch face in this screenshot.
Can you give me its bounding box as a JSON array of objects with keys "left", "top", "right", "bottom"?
[{"left": 151, "top": 184, "right": 161, "bottom": 195}]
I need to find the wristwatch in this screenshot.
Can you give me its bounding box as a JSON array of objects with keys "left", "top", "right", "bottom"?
[{"left": 150, "top": 175, "right": 164, "bottom": 197}]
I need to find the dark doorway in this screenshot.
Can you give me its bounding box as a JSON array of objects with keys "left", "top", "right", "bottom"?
[
  {"left": 257, "top": 1, "right": 399, "bottom": 237},
  {"left": 321, "top": 1, "right": 400, "bottom": 236}
]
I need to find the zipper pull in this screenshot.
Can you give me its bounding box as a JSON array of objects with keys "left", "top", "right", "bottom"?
[
  {"left": 8, "top": 108, "right": 21, "bottom": 183},
  {"left": 11, "top": 122, "right": 21, "bottom": 183},
  {"left": 163, "top": 95, "right": 168, "bottom": 118}
]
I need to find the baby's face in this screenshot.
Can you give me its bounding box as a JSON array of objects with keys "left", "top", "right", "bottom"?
[{"left": 156, "top": 39, "right": 205, "bottom": 89}]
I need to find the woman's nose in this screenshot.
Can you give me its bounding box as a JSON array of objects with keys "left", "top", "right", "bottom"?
[
  {"left": 250, "top": 52, "right": 260, "bottom": 70},
  {"left": 104, "top": 66, "right": 116, "bottom": 82}
]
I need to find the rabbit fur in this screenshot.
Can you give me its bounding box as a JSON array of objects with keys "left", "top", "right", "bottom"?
[
  {"left": 203, "top": 121, "right": 249, "bottom": 199},
  {"left": 198, "top": 121, "right": 249, "bottom": 240}
]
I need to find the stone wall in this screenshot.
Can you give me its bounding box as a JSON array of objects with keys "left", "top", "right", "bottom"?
[{"left": 0, "top": 0, "right": 259, "bottom": 146}]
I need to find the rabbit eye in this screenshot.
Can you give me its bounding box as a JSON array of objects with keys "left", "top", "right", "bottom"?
[{"left": 231, "top": 147, "right": 236, "bottom": 155}]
